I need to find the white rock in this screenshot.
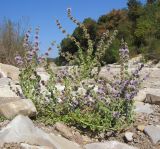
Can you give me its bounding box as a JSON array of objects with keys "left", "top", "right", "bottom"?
[
  {"left": 125, "top": 132, "right": 134, "bottom": 142},
  {"left": 55, "top": 84, "right": 65, "bottom": 92},
  {"left": 36, "top": 67, "right": 50, "bottom": 82},
  {"left": 128, "top": 55, "right": 142, "bottom": 66},
  {"left": 57, "top": 98, "right": 63, "bottom": 103},
  {"left": 156, "top": 125, "right": 160, "bottom": 128},
  {"left": 0, "top": 78, "right": 19, "bottom": 98},
  {"left": 0, "top": 63, "right": 20, "bottom": 81},
  {"left": 0, "top": 86, "right": 18, "bottom": 98},
  {"left": 133, "top": 89, "right": 147, "bottom": 102},
  {"left": 155, "top": 61, "right": 160, "bottom": 68},
  {"left": 77, "top": 87, "right": 86, "bottom": 96},
  {"left": 0, "top": 77, "right": 11, "bottom": 86},
  {"left": 85, "top": 141, "right": 138, "bottom": 149},
  {"left": 21, "top": 143, "right": 52, "bottom": 149},
  {"left": 71, "top": 91, "right": 76, "bottom": 97},
  {"left": 0, "top": 70, "right": 6, "bottom": 78},
  {"left": 93, "top": 86, "right": 98, "bottom": 92},
  {"left": 0, "top": 99, "right": 37, "bottom": 119},
  {"left": 39, "top": 73, "right": 50, "bottom": 82},
  {"left": 0, "top": 97, "right": 21, "bottom": 106}
]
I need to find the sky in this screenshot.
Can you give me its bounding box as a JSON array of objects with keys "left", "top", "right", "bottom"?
[{"left": 0, "top": 0, "right": 146, "bottom": 58}]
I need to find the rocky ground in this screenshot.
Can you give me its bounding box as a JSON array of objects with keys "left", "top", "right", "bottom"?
[
  {"left": 0, "top": 61, "right": 160, "bottom": 149},
  {"left": 1, "top": 105, "right": 159, "bottom": 149},
  {"left": 106, "top": 104, "right": 160, "bottom": 149}
]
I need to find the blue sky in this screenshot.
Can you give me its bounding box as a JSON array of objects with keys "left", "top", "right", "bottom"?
[{"left": 0, "top": 0, "right": 146, "bottom": 58}]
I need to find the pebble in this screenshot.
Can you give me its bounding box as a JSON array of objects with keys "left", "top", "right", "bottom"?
[
  {"left": 124, "top": 132, "right": 134, "bottom": 142},
  {"left": 137, "top": 125, "right": 145, "bottom": 132}
]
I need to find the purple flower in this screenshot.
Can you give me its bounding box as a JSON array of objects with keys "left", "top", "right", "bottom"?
[
  {"left": 45, "top": 52, "right": 49, "bottom": 56},
  {"left": 125, "top": 93, "right": 131, "bottom": 100},
  {"left": 15, "top": 55, "right": 22, "bottom": 61},
  {"left": 130, "top": 80, "right": 137, "bottom": 85},
  {"left": 15, "top": 55, "right": 23, "bottom": 65},
  {"left": 97, "top": 87, "right": 104, "bottom": 95},
  {"left": 23, "top": 29, "right": 31, "bottom": 48},
  {"left": 114, "top": 80, "right": 121, "bottom": 85}
]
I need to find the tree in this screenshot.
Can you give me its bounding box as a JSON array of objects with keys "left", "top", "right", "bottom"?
[
  {"left": 98, "top": 9, "right": 128, "bottom": 30},
  {"left": 147, "top": 0, "right": 156, "bottom": 4},
  {"left": 60, "top": 18, "right": 97, "bottom": 64},
  {"left": 72, "top": 18, "right": 97, "bottom": 49},
  {"left": 127, "top": 0, "right": 143, "bottom": 23}
]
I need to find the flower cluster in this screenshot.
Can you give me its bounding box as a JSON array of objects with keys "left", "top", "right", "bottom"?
[{"left": 15, "top": 55, "right": 23, "bottom": 65}]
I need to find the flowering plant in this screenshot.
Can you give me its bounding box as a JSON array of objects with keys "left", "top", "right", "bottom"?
[{"left": 15, "top": 9, "right": 147, "bottom": 136}]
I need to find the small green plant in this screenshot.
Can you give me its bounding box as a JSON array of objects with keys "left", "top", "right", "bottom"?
[
  {"left": 16, "top": 9, "right": 147, "bottom": 136},
  {"left": 0, "top": 116, "right": 7, "bottom": 122}
]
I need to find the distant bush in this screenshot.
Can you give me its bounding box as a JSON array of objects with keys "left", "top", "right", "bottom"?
[
  {"left": 0, "top": 19, "right": 26, "bottom": 65},
  {"left": 143, "top": 38, "right": 160, "bottom": 62}
]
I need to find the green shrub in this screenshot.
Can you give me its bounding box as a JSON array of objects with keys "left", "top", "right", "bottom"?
[{"left": 143, "top": 38, "right": 160, "bottom": 62}]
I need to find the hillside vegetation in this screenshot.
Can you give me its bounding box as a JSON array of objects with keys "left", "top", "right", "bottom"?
[
  {"left": 58, "top": 0, "right": 160, "bottom": 65},
  {"left": 0, "top": 0, "right": 160, "bottom": 66}
]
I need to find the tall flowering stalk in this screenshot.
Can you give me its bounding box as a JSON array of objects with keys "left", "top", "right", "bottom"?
[
  {"left": 119, "top": 39, "right": 129, "bottom": 81},
  {"left": 15, "top": 29, "right": 31, "bottom": 66},
  {"left": 55, "top": 8, "right": 118, "bottom": 79}
]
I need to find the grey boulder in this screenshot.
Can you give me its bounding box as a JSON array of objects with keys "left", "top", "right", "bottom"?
[
  {"left": 134, "top": 102, "right": 153, "bottom": 114},
  {"left": 144, "top": 125, "right": 160, "bottom": 145},
  {"left": 0, "top": 115, "right": 83, "bottom": 149},
  {"left": 50, "top": 133, "right": 82, "bottom": 149},
  {"left": 0, "top": 78, "right": 19, "bottom": 98},
  {"left": 0, "top": 115, "right": 58, "bottom": 148},
  {"left": 0, "top": 63, "right": 20, "bottom": 82},
  {"left": 146, "top": 92, "right": 160, "bottom": 105}
]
